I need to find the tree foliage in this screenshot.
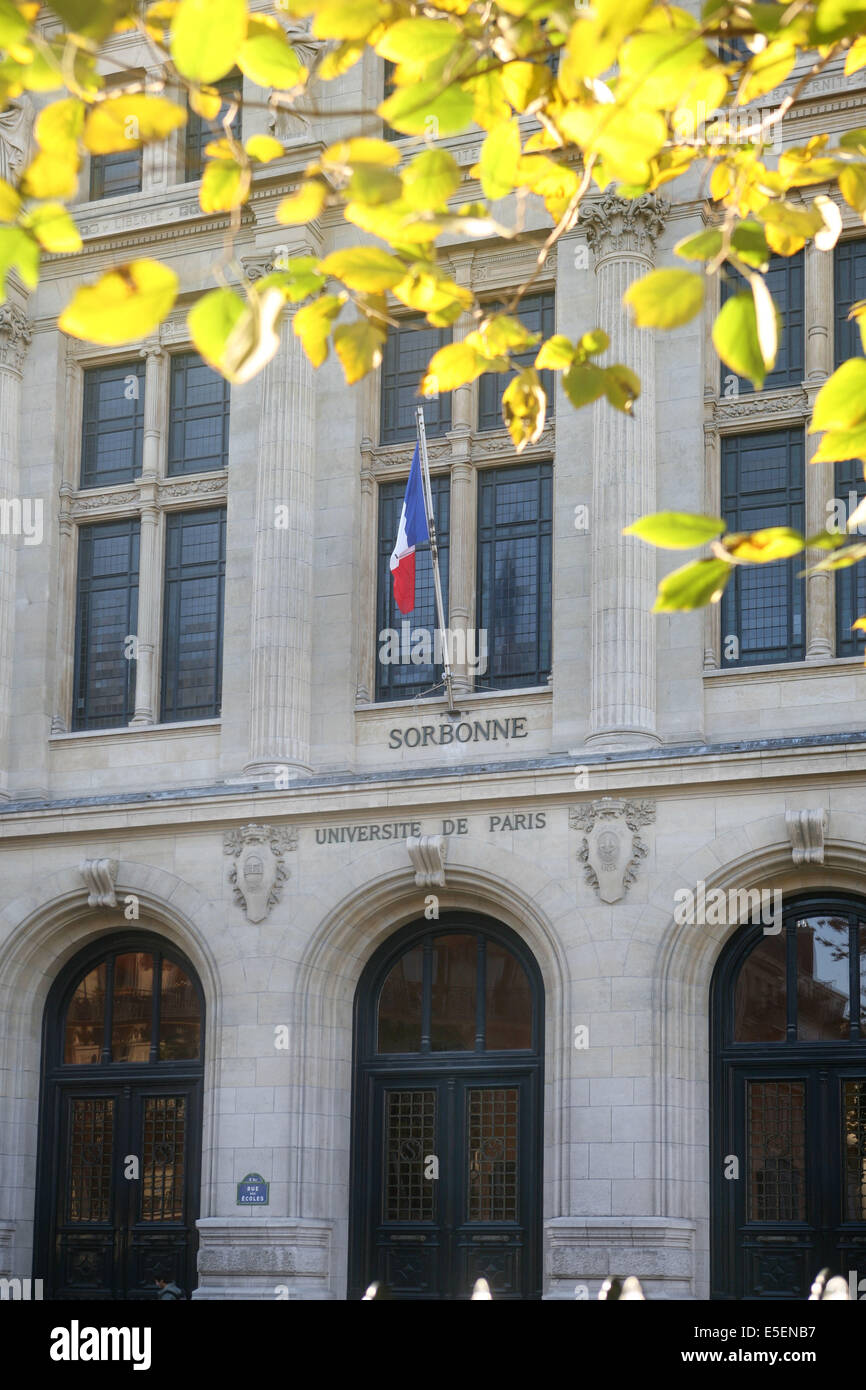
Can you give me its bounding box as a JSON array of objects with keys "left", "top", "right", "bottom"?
[{"left": 3, "top": 0, "right": 866, "bottom": 623}]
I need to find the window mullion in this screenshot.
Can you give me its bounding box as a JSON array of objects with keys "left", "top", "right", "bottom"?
[{"left": 130, "top": 505, "right": 164, "bottom": 727}]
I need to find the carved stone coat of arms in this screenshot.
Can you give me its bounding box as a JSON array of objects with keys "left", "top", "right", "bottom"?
[{"left": 223, "top": 824, "right": 297, "bottom": 922}]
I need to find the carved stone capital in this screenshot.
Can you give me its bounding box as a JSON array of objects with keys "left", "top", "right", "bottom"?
[
  {"left": 785, "top": 808, "right": 827, "bottom": 865},
  {"left": 223, "top": 823, "right": 298, "bottom": 922},
  {"left": 581, "top": 193, "right": 669, "bottom": 261},
  {"left": 407, "top": 835, "right": 448, "bottom": 888},
  {"left": 0, "top": 303, "right": 32, "bottom": 371},
  {"left": 569, "top": 798, "right": 656, "bottom": 903},
  {"left": 79, "top": 858, "right": 119, "bottom": 908}
]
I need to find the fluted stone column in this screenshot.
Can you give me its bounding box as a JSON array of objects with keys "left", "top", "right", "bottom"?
[
  {"left": 244, "top": 306, "right": 315, "bottom": 778},
  {"left": 0, "top": 303, "right": 31, "bottom": 795},
  {"left": 582, "top": 193, "right": 667, "bottom": 747},
  {"left": 804, "top": 243, "right": 835, "bottom": 662},
  {"left": 131, "top": 344, "right": 165, "bottom": 725},
  {"left": 445, "top": 252, "right": 474, "bottom": 697}
]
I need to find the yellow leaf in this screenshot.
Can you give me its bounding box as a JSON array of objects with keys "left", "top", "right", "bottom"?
[
  {"left": 189, "top": 285, "right": 245, "bottom": 371},
  {"left": 237, "top": 33, "right": 304, "bottom": 89},
  {"left": 245, "top": 134, "right": 283, "bottom": 163},
  {"left": 21, "top": 149, "right": 79, "bottom": 198},
  {"left": 34, "top": 96, "right": 84, "bottom": 152},
  {"left": 59, "top": 260, "right": 178, "bottom": 345},
  {"left": 172, "top": 0, "right": 247, "bottom": 83},
  {"left": 0, "top": 177, "right": 20, "bottom": 220},
  {"left": 200, "top": 158, "right": 250, "bottom": 213},
  {"left": 333, "top": 317, "right": 386, "bottom": 383},
  {"left": 845, "top": 35, "right": 866, "bottom": 74},
  {"left": 293, "top": 293, "right": 343, "bottom": 367},
  {"left": 276, "top": 179, "right": 327, "bottom": 225},
  {"left": 322, "top": 137, "right": 401, "bottom": 168},
  {"left": 189, "top": 86, "right": 223, "bottom": 121},
  {"left": 501, "top": 61, "right": 550, "bottom": 112},
  {"left": 220, "top": 285, "right": 286, "bottom": 383},
  {"left": 318, "top": 246, "right": 405, "bottom": 292},
  {"left": 83, "top": 96, "right": 187, "bottom": 154},
  {"left": 421, "top": 340, "right": 486, "bottom": 394},
  {"left": 502, "top": 368, "right": 546, "bottom": 452},
  {"left": 25, "top": 202, "right": 82, "bottom": 252}
]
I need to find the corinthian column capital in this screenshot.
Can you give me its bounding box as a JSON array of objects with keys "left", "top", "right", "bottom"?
[
  {"left": 581, "top": 192, "right": 669, "bottom": 263},
  {"left": 0, "top": 303, "right": 32, "bottom": 373}
]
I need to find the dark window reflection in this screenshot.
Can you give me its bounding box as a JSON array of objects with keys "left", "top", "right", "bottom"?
[
  {"left": 377, "top": 945, "right": 424, "bottom": 1053},
  {"left": 159, "top": 961, "right": 201, "bottom": 1060},
  {"left": 485, "top": 941, "right": 532, "bottom": 1049},
  {"left": 64, "top": 964, "right": 107, "bottom": 1064},
  {"left": 796, "top": 916, "right": 850, "bottom": 1040},
  {"left": 734, "top": 932, "right": 787, "bottom": 1041},
  {"left": 431, "top": 935, "right": 477, "bottom": 1052},
  {"left": 111, "top": 952, "right": 154, "bottom": 1062}
]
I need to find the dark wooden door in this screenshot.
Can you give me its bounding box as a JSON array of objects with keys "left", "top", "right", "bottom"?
[
  {"left": 365, "top": 1071, "right": 537, "bottom": 1299},
  {"left": 50, "top": 1080, "right": 200, "bottom": 1300}
]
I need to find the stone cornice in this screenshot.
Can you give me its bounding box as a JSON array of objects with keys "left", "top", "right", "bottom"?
[
  {"left": 363, "top": 422, "right": 555, "bottom": 475},
  {"left": 708, "top": 385, "right": 808, "bottom": 430}
]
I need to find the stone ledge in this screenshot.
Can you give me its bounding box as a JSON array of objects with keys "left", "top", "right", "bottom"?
[
  {"left": 194, "top": 1218, "right": 335, "bottom": 1301},
  {"left": 544, "top": 1217, "right": 696, "bottom": 1301}
]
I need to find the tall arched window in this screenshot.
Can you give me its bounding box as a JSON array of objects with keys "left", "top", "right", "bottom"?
[
  {"left": 351, "top": 914, "right": 543, "bottom": 1300},
  {"left": 37, "top": 932, "right": 204, "bottom": 1301},
  {"left": 711, "top": 894, "right": 866, "bottom": 1299}
]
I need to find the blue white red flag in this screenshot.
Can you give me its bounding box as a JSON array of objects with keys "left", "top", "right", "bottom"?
[{"left": 390, "top": 443, "right": 429, "bottom": 615}]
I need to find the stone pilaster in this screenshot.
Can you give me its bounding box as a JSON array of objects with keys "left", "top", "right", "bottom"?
[
  {"left": 703, "top": 425, "right": 720, "bottom": 670},
  {"left": 130, "top": 345, "right": 166, "bottom": 725},
  {"left": 0, "top": 303, "right": 31, "bottom": 793},
  {"left": 244, "top": 306, "right": 315, "bottom": 778},
  {"left": 804, "top": 243, "right": 835, "bottom": 662},
  {"left": 582, "top": 194, "right": 667, "bottom": 747},
  {"left": 447, "top": 457, "right": 476, "bottom": 697}
]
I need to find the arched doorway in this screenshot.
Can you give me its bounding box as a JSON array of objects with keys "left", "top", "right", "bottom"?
[
  {"left": 35, "top": 931, "right": 204, "bottom": 1300},
  {"left": 349, "top": 913, "right": 544, "bottom": 1300},
  {"left": 711, "top": 892, "right": 866, "bottom": 1299}
]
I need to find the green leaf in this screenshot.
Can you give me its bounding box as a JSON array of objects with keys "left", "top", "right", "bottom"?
[
  {"left": 49, "top": 0, "right": 131, "bottom": 41},
  {"left": 379, "top": 79, "right": 474, "bottom": 137},
  {"left": 0, "top": 177, "right": 20, "bottom": 221},
  {"left": 604, "top": 363, "right": 641, "bottom": 412},
  {"left": 59, "top": 259, "right": 177, "bottom": 344},
  {"left": 0, "top": 225, "right": 39, "bottom": 295},
  {"left": 312, "top": 0, "right": 384, "bottom": 40},
  {"left": 25, "top": 202, "right": 82, "bottom": 253},
  {"left": 737, "top": 38, "right": 795, "bottom": 102},
  {"left": 563, "top": 360, "right": 606, "bottom": 408},
  {"left": 811, "top": 359, "right": 866, "bottom": 432},
  {"left": 276, "top": 180, "right": 327, "bottom": 225},
  {"left": 238, "top": 33, "right": 304, "bottom": 89},
  {"left": 189, "top": 286, "right": 246, "bottom": 370},
  {"left": 293, "top": 293, "right": 343, "bottom": 367},
  {"left": 731, "top": 221, "right": 771, "bottom": 269},
  {"left": 624, "top": 268, "right": 704, "bottom": 329},
  {"left": 220, "top": 285, "right": 286, "bottom": 384},
  {"left": 0, "top": 0, "right": 30, "bottom": 47},
  {"left": 653, "top": 557, "right": 732, "bottom": 611},
  {"left": 810, "top": 425, "right": 866, "bottom": 463},
  {"left": 839, "top": 165, "right": 866, "bottom": 215},
  {"left": 712, "top": 292, "right": 766, "bottom": 390},
  {"left": 172, "top": 0, "right": 247, "bottom": 82},
  {"left": 805, "top": 542, "right": 866, "bottom": 572},
  {"left": 391, "top": 267, "right": 472, "bottom": 320},
  {"left": 579, "top": 328, "right": 609, "bottom": 356},
  {"left": 479, "top": 119, "right": 521, "bottom": 201},
  {"left": 333, "top": 317, "right": 386, "bottom": 384},
  {"left": 376, "top": 17, "right": 459, "bottom": 64},
  {"left": 501, "top": 368, "right": 546, "bottom": 451},
  {"left": 749, "top": 273, "right": 778, "bottom": 375},
  {"left": 347, "top": 163, "right": 403, "bottom": 205},
  {"left": 623, "top": 511, "right": 726, "bottom": 548},
  {"left": 199, "top": 158, "right": 249, "bottom": 213},
  {"left": 254, "top": 254, "right": 326, "bottom": 303},
  {"left": 401, "top": 149, "right": 461, "bottom": 210},
  {"left": 675, "top": 227, "right": 723, "bottom": 261},
  {"left": 318, "top": 246, "right": 405, "bottom": 293}
]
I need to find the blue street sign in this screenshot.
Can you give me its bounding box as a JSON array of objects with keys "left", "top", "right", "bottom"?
[{"left": 237, "top": 1172, "right": 269, "bottom": 1205}]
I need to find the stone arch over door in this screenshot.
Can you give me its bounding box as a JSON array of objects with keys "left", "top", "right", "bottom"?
[
  {"left": 650, "top": 808, "right": 866, "bottom": 1299},
  {"left": 0, "top": 861, "right": 223, "bottom": 1286},
  {"left": 291, "top": 854, "right": 572, "bottom": 1298}
]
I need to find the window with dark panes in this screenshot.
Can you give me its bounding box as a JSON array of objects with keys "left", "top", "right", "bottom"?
[
  {"left": 167, "top": 352, "right": 231, "bottom": 475},
  {"left": 719, "top": 251, "right": 804, "bottom": 393},
  {"left": 720, "top": 430, "right": 805, "bottom": 666},
  {"left": 89, "top": 147, "right": 142, "bottom": 201},
  {"left": 160, "top": 509, "right": 226, "bottom": 723},
  {"left": 73, "top": 519, "right": 140, "bottom": 730},
  {"left": 376, "top": 474, "right": 449, "bottom": 702},
  {"left": 833, "top": 240, "right": 866, "bottom": 655},
  {"left": 381, "top": 318, "right": 452, "bottom": 443},
  {"left": 81, "top": 361, "right": 145, "bottom": 489},
  {"left": 477, "top": 462, "right": 552, "bottom": 690},
  {"left": 478, "top": 292, "right": 556, "bottom": 432},
  {"left": 185, "top": 74, "right": 242, "bottom": 182}
]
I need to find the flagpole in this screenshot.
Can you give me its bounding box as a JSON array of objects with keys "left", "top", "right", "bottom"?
[{"left": 415, "top": 404, "right": 456, "bottom": 714}]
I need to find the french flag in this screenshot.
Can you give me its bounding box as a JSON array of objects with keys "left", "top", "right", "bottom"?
[{"left": 390, "top": 442, "right": 429, "bottom": 615}]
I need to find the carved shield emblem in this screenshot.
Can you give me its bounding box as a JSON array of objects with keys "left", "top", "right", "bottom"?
[
  {"left": 587, "top": 825, "right": 629, "bottom": 903},
  {"left": 223, "top": 824, "right": 298, "bottom": 923}
]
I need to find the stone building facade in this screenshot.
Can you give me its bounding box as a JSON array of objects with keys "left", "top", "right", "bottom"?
[{"left": 0, "top": 18, "right": 865, "bottom": 1300}]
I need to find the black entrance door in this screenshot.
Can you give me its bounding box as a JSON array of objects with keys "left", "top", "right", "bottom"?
[
  {"left": 350, "top": 916, "right": 544, "bottom": 1300},
  {"left": 712, "top": 896, "right": 866, "bottom": 1299},
  {"left": 37, "top": 934, "right": 204, "bottom": 1300}
]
